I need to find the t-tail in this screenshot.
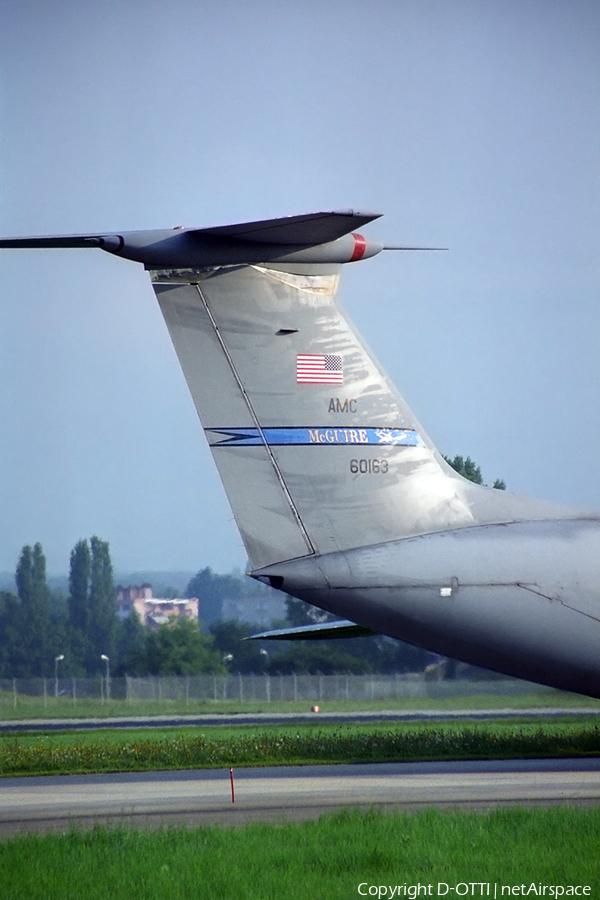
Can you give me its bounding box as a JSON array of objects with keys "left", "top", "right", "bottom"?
[{"left": 147, "top": 213, "right": 572, "bottom": 573}]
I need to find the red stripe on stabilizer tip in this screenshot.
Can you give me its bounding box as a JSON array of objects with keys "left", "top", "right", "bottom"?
[{"left": 350, "top": 233, "right": 367, "bottom": 261}]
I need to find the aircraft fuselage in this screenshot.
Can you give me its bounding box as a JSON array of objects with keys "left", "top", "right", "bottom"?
[{"left": 256, "top": 517, "right": 600, "bottom": 697}]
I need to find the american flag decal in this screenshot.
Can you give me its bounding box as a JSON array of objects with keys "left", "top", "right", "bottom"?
[{"left": 297, "top": 353, "right": 343, "bottom": 384}]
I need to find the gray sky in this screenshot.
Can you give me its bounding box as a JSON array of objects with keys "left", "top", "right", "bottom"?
[{"left": 1, "top": 0, "right": 599, "bottom": 575}]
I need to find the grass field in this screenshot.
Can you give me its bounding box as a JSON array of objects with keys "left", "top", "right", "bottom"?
[
  {"left": 1, "top": 722, "right": 598, "bottom": 896},
  {"left": 4, "top": 715, "right": 600, "bottom": 748},
  {"left": 2, "top": 717, "right": 599, "bottom": 776},
  {"left": 1, "top": 691, "right": 599, "bottom": 720},
  {"left": 0, "top": 807, "right": 598, "bottom": 900}
]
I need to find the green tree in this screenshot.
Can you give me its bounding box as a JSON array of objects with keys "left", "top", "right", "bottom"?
[
  {"left": 185, "top": 566, "right": 223, "bottom": 625},
  {"left": 143, "top": 618, "right": 224, "bottom": 675},
  {"left": 261, "top": 630, "right": 432, "bottom": 675},
  {"left": 46, "top": 591, "right": 70, "bottom": 674},
  {"left": 443, "top": 455, "right": 482, "bottom": 484},
  {"left": 67, "top": 539, "right": 92, "bottom": 673},
  {"left": 209, "top": 619, "right": 271, "bottom": 674},
  {"left": 87, "top": 537, "right": 119, "bottom": 672},
  {"left": 15, "top": 543, "right": 50, "bottom": 675},
  {"left": 265, "top": 642, "right": 373, "bottom": 674},
  {"left": 0, "top": 591, "right": 21, "bottom": 678},
  {"left": 285, "top": 595, "right": 336, "bottom": 628},
  {"left": 443, "top": 454, "right": 506, "bottom": 489},
  {"left": 68, "top": 540, "right": 90, "bottom": 633},
  {"left": 186, "top": 566, "right": 282, "bottom": 627},
  {"left": 115, "top": 611, "right": 147, "bottom": 675}
]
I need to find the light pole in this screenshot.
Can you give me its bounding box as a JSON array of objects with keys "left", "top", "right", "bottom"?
[
  {"left": 54, "top": 654, "right": 64, "bottom": 698},
  {"left": 101, "top": 654, "right": 110, "bottom": 701}
]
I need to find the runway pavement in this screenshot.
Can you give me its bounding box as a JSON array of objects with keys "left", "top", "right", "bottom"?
[
  {"left": 0, "top": 706, "right": 598, "bottom": 732},
  {"left": 0, "top": 758, "right": 598, "bottom": 835}
]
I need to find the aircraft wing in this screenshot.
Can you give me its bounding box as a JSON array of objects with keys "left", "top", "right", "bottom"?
[{"left": 247, "top": 620, "right": 378, "bottom": 641}]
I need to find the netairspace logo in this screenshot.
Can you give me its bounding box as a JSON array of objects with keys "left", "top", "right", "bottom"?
[{"left": 357, "top": 885, "right": 592, "bottom": 899}]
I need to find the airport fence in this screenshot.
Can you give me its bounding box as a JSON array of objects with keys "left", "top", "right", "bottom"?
[{"left": 0, "top": 673, "right": 553, "bottom": 710}]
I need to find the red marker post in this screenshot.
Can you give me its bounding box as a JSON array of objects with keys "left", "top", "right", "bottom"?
[{"left": 230, "top": 767, "right": 236, "bottom": 804}]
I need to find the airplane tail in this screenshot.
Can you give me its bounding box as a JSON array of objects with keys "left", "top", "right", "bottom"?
[{"left": 150, "top": 216, "right": 573, "bottom": 571}]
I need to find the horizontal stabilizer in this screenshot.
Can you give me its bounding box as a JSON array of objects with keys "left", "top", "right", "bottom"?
[
  {"left": 0, "top": 211, "right": 383, "bottom": 268},
  {"left": 246, "top": 620, "right": 378, "bottom": 641},
  {"left": 0, "top": 211, "right": 380, "bottom": 249},
  {"left": 195, "top": 210, "right": 381, "bottom": 245},
  {"left": 0, "top": 234, "right": 103, "bottom": 249}
]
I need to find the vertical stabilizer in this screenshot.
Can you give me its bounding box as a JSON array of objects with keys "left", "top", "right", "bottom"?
[{"left": 152, "top": 263, "right": 476, "bottom": 568}]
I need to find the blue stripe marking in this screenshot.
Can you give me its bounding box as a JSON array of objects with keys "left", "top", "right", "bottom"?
[{"left": 207, "top": 427, "right": 423, "bottom": 447}]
